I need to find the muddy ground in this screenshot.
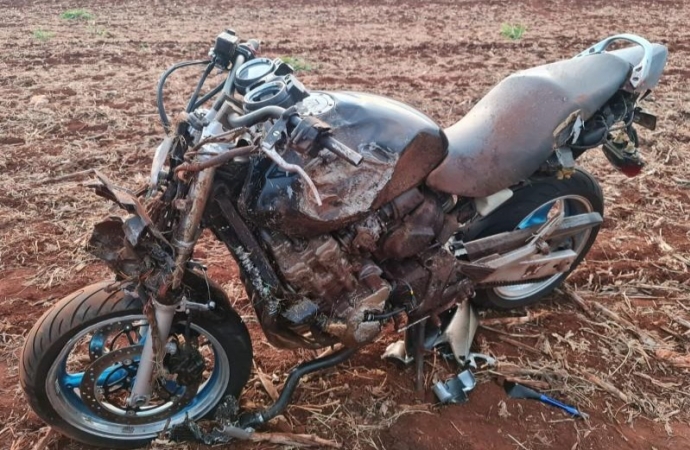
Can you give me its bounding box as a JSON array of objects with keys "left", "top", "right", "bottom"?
[{"left": 1, "top": 0, "right": 689, "bottom": 449}]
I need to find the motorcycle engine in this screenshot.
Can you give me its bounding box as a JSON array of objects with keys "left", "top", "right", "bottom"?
[
  {"left": 261, "top": 228, "right": 390, "bottom": 346},
  {"left": 238, "top": 84, "right": 465, "bottom": 346},
  {"left": 260, "top": 187, "right": 467, "bottom": 346}
]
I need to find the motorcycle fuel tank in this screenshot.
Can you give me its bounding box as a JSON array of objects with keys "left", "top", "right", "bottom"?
[{"left": 239, "top": 91, "right": 447, "bottom": 237}]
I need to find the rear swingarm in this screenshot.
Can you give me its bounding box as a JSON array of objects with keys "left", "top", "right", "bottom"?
[{"left": 461, "top": 212, "right": 602, "bottom": 285}]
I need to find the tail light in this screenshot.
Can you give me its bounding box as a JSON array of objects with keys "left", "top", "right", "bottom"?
[{"left": 602, "top": 138, "right": 645, "bottom": 177}]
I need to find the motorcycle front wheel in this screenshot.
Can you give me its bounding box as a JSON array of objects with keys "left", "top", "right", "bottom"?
[
  {"left": 20, "top": 280, "right": 252, "bottom": 449},
  {"left": 469, "top": 168, "right": 604, "bottom": 309}
]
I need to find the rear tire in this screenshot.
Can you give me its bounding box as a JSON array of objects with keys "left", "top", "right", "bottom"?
[
  {"left": 468, "top": 168, "right": 604, "bottom": 309},
  {"left": 20, "top": 280, "right": 252, "bottom": 449}
]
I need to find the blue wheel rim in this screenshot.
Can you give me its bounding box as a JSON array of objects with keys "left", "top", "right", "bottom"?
[{"left": 47, "top": 315, "right": 230, "bottom": 441}]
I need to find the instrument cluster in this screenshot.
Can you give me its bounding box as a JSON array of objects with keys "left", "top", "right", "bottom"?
[{"left": 235, "top": 58, "right": 310, "bottom": 111}]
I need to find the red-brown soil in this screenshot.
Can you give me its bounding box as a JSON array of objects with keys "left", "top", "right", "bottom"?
[{"left": 1, "top": 0, "right": 689, "bottom": 449}]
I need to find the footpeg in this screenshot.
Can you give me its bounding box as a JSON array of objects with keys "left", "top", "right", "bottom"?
[{"left": 433, "top": 369, "right": 476, "bottom": 404}]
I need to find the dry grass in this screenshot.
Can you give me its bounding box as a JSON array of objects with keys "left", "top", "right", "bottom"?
[{"left": 1, "top": 0, "right": 689, "bottom": 449}]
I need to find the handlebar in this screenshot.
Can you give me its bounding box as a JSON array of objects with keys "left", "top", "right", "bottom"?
[
  {"left": 320, "top": 135, "right": 363, "bottom": 166},
  {"left": 227, "top": 105, "right": 363, "bottom": 167},
  {"left": 207, "top": 32, "right": 363, "bottom": 167}
]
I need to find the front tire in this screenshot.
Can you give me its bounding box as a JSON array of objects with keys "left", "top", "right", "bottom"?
[
  {"left": 20, "top": 280, "right": 252, "bottom": 449},
  {"left": 468, "top": 168, "right": 604, "bottom": 309}
]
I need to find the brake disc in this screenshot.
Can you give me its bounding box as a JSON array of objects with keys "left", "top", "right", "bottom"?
[
  {"left": 88, "top": 324, "right": 114, "bottom": 360},
  {"left": 79, "top": 345, "right": 198, "bottom": 424},
  {"left": 88, "top": 321, "right": 144, "bottom": 360}
]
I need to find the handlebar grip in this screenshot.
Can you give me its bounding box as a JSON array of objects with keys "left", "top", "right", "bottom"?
[{"left": 321, "top": 135, "right": 363, "bottom": 166}]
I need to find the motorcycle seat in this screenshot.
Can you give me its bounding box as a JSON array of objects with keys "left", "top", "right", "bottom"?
[{"left": 426, "top": 52, "right": 631, "bottom": 198}]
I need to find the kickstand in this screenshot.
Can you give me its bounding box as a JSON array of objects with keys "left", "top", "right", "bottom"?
[{"left": 413, "top": 319, "right": 427, "bottom": 393}]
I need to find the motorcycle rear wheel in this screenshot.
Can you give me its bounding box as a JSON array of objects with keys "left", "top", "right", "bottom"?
[
  {"left": 469, "top": 168, "right": 604, "bottom": 309},
  {"left": 20, "top": 280, "right": 252, "bottom": 449}
]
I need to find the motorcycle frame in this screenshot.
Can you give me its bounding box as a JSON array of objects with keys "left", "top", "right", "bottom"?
[
  {"left": 122, "top": 43, "right": 640, "bottom": 407},
  {"left": 126, "top": 119, "right": 338, "bottom": 404}
]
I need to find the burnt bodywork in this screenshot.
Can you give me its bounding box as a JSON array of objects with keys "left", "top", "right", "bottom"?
[
  {"left": 50, "top": 31, "right": 669, "bottom": 446},
  {"left": 225, "top": 92, "right": 463, "bottom": 347},
  {"left": 239, "top": 91, "right": 447, "bottom": 238},
  {"left": 87, "top": 54, "right": 636, "bottom": 351}
]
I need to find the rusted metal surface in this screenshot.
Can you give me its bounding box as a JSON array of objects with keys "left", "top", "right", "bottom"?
[
  {"left": 384, "top": 249, "right": 474, "bottom": 327},
  {"left": 209, "top": 194, "right": 335, "bottom": 349},
  {"left": 170, "top": 153, "right": 220, "bottom": 291},
  {"left": 243, "top": 142, "right": 399, "bottom": 237},
  {"left": 174, "top": 145, "right": 256, "bottom": 181},
  {"left": 91, "top": 170, "right": 154, "bottom": 229},
  {"left": 262, "top": 231, "right": 357, "bottom": 300},
  {"left": 87, "top": 73, "right": 601, "bottom": 358},
  {"left": 88, "top": 217, "right": 147, "bottom": 278},
  {"left": 88, "top": 172, "right": 176, "bottom": 288},
  {"left": 262, "top": 228, "right": 391, "bottom": 347},
  {"left": 379, "top": 194, "right": 444, "bottom": 259},
  {"left": 239, "top": 91, "right": 446, "bottom": 239}
]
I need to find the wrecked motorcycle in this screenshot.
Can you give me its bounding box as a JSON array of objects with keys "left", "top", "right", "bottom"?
[{"left": 20, "top": 31, "right": 667, "bottom": 447}]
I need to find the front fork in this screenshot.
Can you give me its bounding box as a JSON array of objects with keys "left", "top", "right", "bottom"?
[
  {"left": 127, "top": 126, "right": 224, "bottom": 407},
  {"left": 128, "top": 302, "right": 177, "bottom": 407}
]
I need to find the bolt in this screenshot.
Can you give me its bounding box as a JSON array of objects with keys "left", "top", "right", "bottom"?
[
  {"left": 125, "top": 409, "right": 136, "bottom": 416},
  {"left": 165, "top": 342, "right": 178, "bottom": 355},
  {"left": 123, "top": 359, "right": 133, "bottom": 366},
  {"left": 132, "top": 395, "right": 148, "bottom": 407}
]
